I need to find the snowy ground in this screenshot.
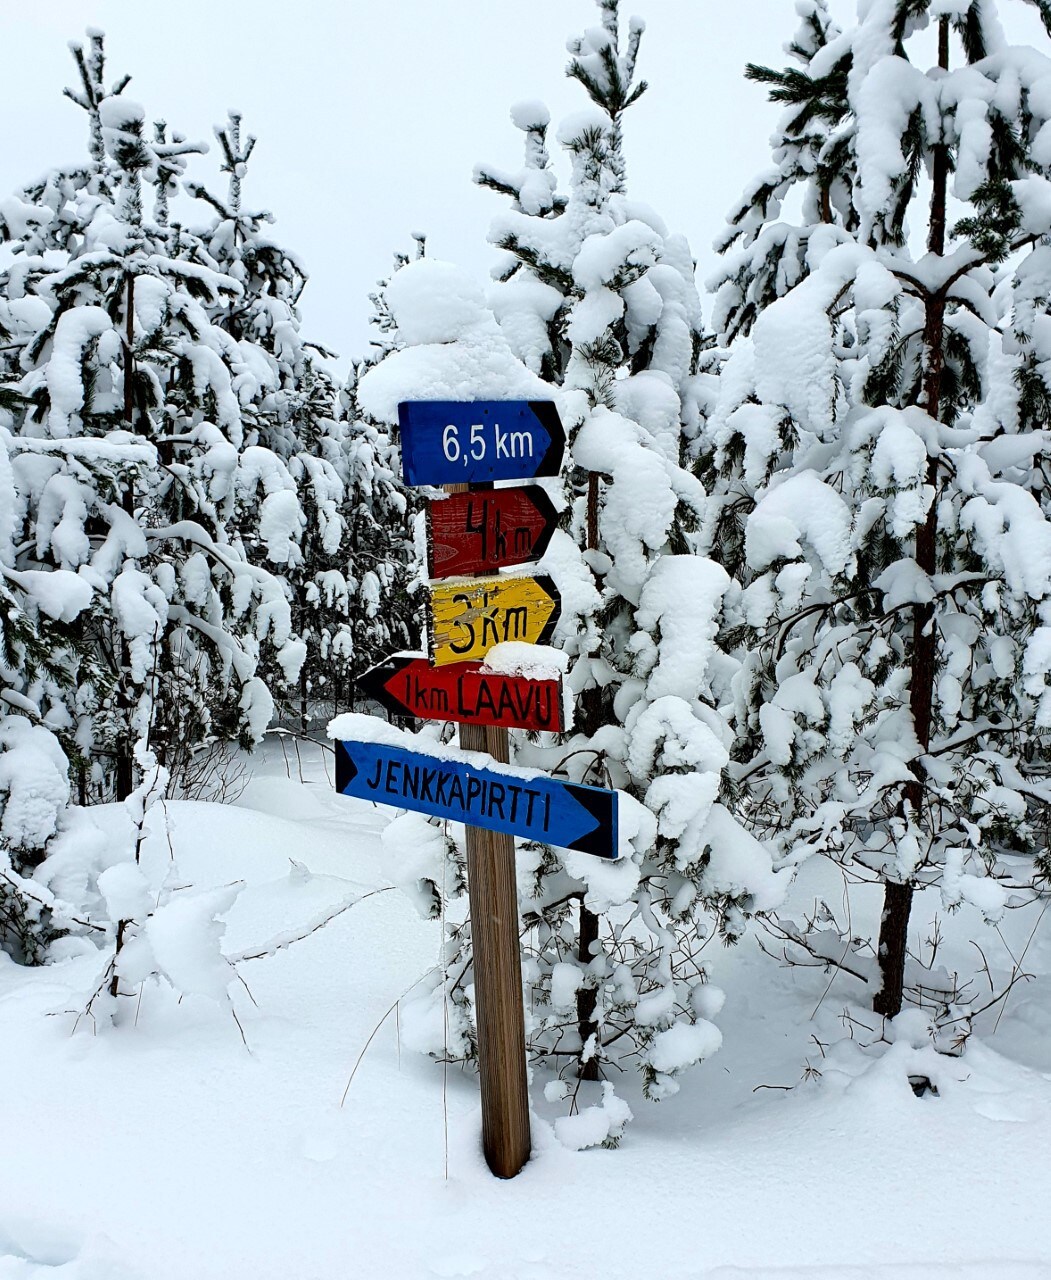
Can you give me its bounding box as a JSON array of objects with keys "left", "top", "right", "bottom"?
[{"left": 2, "top": 738, "right": 1049, "bottom": 1280}]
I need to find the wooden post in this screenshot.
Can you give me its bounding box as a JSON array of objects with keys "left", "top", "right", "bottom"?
[
  {"left": 459, "top": 721, "right": 531, "bottom": 1178},
  {"left": 447, "top": 482, "right": 530, "bottom": 1178}
]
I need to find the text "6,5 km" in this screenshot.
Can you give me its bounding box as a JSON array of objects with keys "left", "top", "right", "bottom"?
[{"left": 442, "top": 420, "right": 533, "bottom": 466}]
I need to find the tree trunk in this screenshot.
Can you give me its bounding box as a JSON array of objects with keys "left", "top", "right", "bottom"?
[
  {"left": 123, "top": 273, "right": 136, "bottom": 426},
  {"left": 108, "top": 918, "right": 127, "bottom": 999},
  {"left": 574, "top": 470, "right": 604, "bottom": 1076},
  {"left": 115, "top": 753, "right": 134, "bottom": 803},
  {"left": 873, "top": 880, "right": 914, "bottom": 1018},
  {"left": 874, "top": 18, "right": 949, "bottom": 1020},
  {"left": 819, "top": 185, "right": 832, "bottom": 225},
  {"left": 112, "top": 274, "right": 138, "bottom": 802},
  {"left": 576, "top": 893, "right": 601, "bottom": 1079}
]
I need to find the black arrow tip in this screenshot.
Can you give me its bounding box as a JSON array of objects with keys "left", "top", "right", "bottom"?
[
  {"left": 335, "top": 741, "right": 359, "bottom": 794},
  {"left": 535, "top": 574, "right": 562, "bottom": 644},
  {"left": 525, "top": 485, "right": 559, "bottom": 559},
  {"left": 358, "top": 655, "right": 416, "bottom": 719},
  {"left": 565, "top": 783, "right": 618, "bottom": 859},
  {"left": 529, "top": 402, "right": 565, "bottom": 476}
]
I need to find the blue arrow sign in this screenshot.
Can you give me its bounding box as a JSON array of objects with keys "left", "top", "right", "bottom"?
[
  {"left": 398, "top": 400, "right": 565, "bottom": 487},
  {"left": 335, "top": 738, "right": 618, "bottom": 859}
]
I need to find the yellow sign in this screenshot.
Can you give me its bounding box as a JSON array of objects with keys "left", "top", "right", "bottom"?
[{"left": 427, "top": 574, "right": 561, "bottom": 667}]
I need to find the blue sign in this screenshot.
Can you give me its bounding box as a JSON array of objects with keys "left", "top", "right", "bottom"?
[
  {"left": 335, "top": 738, "right": 618, "bottom": 859},
  {"left": 398, "top": 400, "right": 565, "bottom": 487}
]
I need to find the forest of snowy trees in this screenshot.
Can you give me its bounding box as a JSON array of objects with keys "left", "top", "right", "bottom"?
[
  {"left": 3, "top": 0, "right": 1051, "bottom": 1166},
  {"left": 0, "top": 32, "right": 418, "bottom": 980}
]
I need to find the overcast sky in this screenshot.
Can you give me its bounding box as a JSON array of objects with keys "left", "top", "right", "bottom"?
[{"left": 2, "top": 1, "right": 1048, "bottom": 373}]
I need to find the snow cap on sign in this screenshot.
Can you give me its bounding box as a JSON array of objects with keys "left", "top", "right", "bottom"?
[
  {"left": 357, "top": 259, "right": 553, "bottom": 426},
  {"left": 480, "top": 642, "right": 569, "bottom": 682},
  {"left": 384, "top": 258, "right": 487, "bottom": 347}
]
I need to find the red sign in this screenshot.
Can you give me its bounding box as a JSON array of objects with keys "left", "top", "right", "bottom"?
[
  {"left": 358, "top": 653, "right": 566, "bottom": 732},
  {"left": 426, "top": 485, "right": 558, "bottom": 579}
]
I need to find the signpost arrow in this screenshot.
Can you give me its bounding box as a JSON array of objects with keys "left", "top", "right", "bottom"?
[
  {"left": 426, "top": 574, "right": 560, "bottom": 667},
  {"left": 398, "top": 401, "right": 565, "bottom": 487},
  {"left": 427, "top": 485, "right": 559, "bottom": 579},
  {"left": 334, "top": 733, "right": 619, "bottom": 859},
  {"left": 359, "top": 653, "right": 566, "bottom": 732}
]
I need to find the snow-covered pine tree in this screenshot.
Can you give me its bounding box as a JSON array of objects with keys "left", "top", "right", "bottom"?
[
  {"left": 0, "top": 422, "right": 107, "bottom": 962},
  {"left": 184, "top": 111, "right": 311, "bottom": 460},
  {"left": 309, "top": 240, "right": 428, "bottom": 711},
  {"left": 704, "top": 0, "right": 1051, "bottom": 1019},
  {"left": 336, "top": 362, "right": 415, "bottom": 709},
  {"left": 364, "top": 1, "right": 786, "bottom": 1134},
  {"left": 185, "top": 122, "right": 417, "bottom": 725},
  {"left": 365, "top": 233, "right": 427, "bottom": 361},
  {"left": 1, "top": 33, "right": 303, "bottom": 800},
  {"left": 187, "top": 112, "right": 331, "bottom": 726}
]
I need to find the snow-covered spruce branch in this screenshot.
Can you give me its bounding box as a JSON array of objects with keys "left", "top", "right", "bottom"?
[
  {"left": 165, "top": 605, "right": 255, "bottom": 682},
  {"left": 0, "top": 689, "right": 41, "bottom": 718},
  {"left": 264, "top": 727, "right": 335, "bottom": 756},
  {"left": 3, "top": 434, "right": 156, "bottom": 466},
  {"left": 226, "top": 886, "right": 393, "bottom": 964},
  {"left": 0, "top": 870, "right": 105, "bottom": 935},
  {"left": 144, "top": 521, "right": 285, "bottom": 587},
  {"left": 757, "top": 913, "right": 874, "bottom": 986}
]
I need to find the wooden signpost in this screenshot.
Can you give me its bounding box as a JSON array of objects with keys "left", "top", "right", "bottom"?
[
  {"left": 340, "top": 398, "right": 618, "bottom": 1181},
  {"left": 426, "top": 486, "right": 559, "bottom": 579},
  {"left": 426, "top": 574, "right": 561, "bottom": 667},
  {"left": 359, "top": 653, "right": 566, "bottom": 732}
]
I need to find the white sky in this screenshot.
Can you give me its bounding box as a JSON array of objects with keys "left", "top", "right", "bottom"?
[{"left": 1, "top": 1, "right": 1048, "bottom": 372}]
